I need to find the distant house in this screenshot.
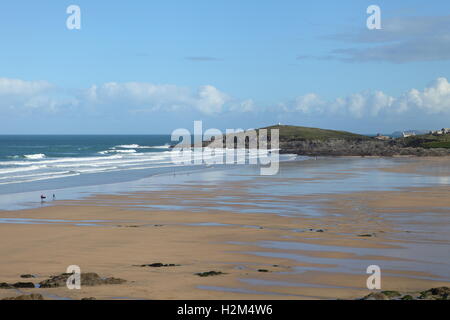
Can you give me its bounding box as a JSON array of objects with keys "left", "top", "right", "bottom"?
[
  {"left": 375, "top": 134, "right": 390, "bottom": 141},
  {"left": 402, "top": 131, "right": 416, "bottom": 138},
  {"left": 431, "top": 128, "right": 450, "bottom": 135}
]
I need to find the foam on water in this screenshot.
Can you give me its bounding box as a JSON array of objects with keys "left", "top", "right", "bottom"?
[
  {"left": 99, "top": 149, "right": 137, "bottom": 154},
  {"left": 24, "top": 153, "right": 46, "bottom": 159}
]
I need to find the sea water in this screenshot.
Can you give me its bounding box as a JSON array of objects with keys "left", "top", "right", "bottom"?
[{"left": 0, "top": 135, "right": 297, "bottom": 210}]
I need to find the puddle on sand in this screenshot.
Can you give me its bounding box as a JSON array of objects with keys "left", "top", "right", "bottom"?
[
  {"left": 239, "top": 278, "right": 357, "bottom": 290},
  {"left": 228, "top": 240, "right": 450, "bottom": 282},
  {"left": 197, "top": 285, "right": 314, "bottom": 298},
  {"left": 0, "top": 218, "right": 109, "bottom": 227},
  {"left": 185, "top": 222, "right": 263, "bottom": 229}
]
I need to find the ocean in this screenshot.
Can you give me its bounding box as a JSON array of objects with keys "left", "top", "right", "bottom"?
[{"left": 0, "top": 135, "right": 179, "bottom": 194}]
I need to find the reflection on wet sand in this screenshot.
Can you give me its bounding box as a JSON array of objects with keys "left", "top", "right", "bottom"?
[{"left": 1, "top": 157, "right": 450, "bottom": 300}]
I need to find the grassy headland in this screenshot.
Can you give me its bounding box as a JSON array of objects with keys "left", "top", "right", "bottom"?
[
  {"left": 262, "top": 125, "right": 370, "bottom": 142},
  {"left": 205, "top": 124, "right": 450, "bottom": 157}
]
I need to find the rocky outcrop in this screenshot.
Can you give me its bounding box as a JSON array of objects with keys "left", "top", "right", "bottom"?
[
  {"left": 39, "top": 273, "right": 126, "bottom": 288},
  {"left": 0, "top": 282, "right": 35, "bottom": 289},
  {"left": 360, "top": 287, "right": 450, "bottom": 300},
  {"left": 362, "top": 291, "right": 401, "bottom": 300},
  {"left": 137, "top": 263, "right": 180, "bottom": 268},
  {"left": 280, "top": 139, "right": 450, "bottom": 157},
  {"left": 195, "top": 271, "right": 225, "bottom": 277},
  {"left": 2, "top": 294, "right": 44, "bottom": 300},
  {"left": 419, "top": 287, "right": 450, "bottom": 300}
]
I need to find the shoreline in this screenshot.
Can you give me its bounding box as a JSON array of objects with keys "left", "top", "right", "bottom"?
[{"left": 1, "top": 155, "right": 448, "bottom": 212}]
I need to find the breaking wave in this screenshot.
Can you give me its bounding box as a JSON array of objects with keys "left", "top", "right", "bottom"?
[{"left": 24, "top": 154, "right": 46, "bottom": 160}]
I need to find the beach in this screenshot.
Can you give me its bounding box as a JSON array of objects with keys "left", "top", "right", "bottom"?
[{"left": 1, "top": 157, "right": 450, "bottom": 300}]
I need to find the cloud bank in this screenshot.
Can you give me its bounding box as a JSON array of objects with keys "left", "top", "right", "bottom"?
[
  {"left": 84, "top": 82, "right": 231, "bottom": 115},
  {"left": 1, "top": 76, "right": 450, "bottom": 129},
  {"left": 290, "top": 77, "right": 450, "bottom": 118}
]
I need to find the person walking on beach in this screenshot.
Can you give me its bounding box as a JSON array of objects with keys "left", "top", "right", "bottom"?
[{"left": 40, "top": 194, "right": 46, "bottom": 203}]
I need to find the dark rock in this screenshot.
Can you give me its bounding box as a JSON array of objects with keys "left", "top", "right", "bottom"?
[
  {"left": 257, "top": 269, "right": 270, "bottom": 273},
  {"left": 1, "top": 281, "right": 35, "bottom": 289},
  {"left": 362, "top": 291, "right": 401, "bottom": 300},
  {"left": 419, "top": 287, "right": 450, "bottom": 300},
  {"left": 0, "top": 283, "right": 13, "bottom": 289},
  {"left": 2, "top": 294, "right": 44, "bottom": 300},
  {"left": 359, "top": 287, "right": 450, "bottom": 300},
  {"left": 309, "top": 228, "right": 324, "bottom": 233},
  {"left": 13, "top": 282, "right": 35, "bottom": 288},
  {"left": 20, "top": 274, "right": 36, "bottom": 279},
  {"left": 358, "top": 234, "right": 374, "bottom": 237},
  {"left": 361, "top": 292, "right": 389, "bottom": 300},
  {"left": 81, "top": 297, "right": 97, "bottom": 300},
  {"left": 39, "top": 273, "right": 126, "bottom": 288},
  {"left": 380, "top": 291, "right": 401, "bottom": 298},
  {"left": 39, "top": 273, "right": 70, "bottom": 288},
  {"left": 138, "top": 263, "right": 179, "bottom": 268},
  {"left": 195, "top": 271, "right": 225, "bottom": 277}
]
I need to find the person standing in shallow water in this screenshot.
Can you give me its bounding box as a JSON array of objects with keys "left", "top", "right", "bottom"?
[{"left": 53, "top": 194, "right": 55, "bottom": 200}]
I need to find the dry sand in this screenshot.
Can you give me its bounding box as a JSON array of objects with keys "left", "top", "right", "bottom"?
[{"left": 1, "top": 157, "right": 450, "bottom": 300}]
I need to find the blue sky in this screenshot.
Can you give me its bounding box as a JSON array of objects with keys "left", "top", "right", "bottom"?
[{"left": 1, "top": 0, "right": 450, "bottom": 134}]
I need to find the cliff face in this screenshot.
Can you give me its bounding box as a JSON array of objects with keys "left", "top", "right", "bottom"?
[{"left": 280, "top": 139, "right": 450, "bottom": 157}]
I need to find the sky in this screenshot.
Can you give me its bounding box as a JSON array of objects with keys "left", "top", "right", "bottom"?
[{"left": 1, "top": 0, "right": 450, "bottom": 134}]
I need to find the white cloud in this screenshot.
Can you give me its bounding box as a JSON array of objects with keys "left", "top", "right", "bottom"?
[
  {"left": 196, "top": 85, "right": 229, "bottom": 114},
  {"left": 0, "top": 78, "right": 71, "bottom": 113},
  {"left": 240, "top": 99, "right": 255, "bottom": 112},
  {"left": 84, "top": 82, "right": 230, "bottom": 115},
  {"left": 229, "top": 99, "right": 255, "bottom": 113},
  {"left": 400, "top": 77, "right": 450, "bottom": 113},
  {"left": 294, "top": 93, "right": 325, "bottom": 114},
  {"left": 84, "top": 82, "right": 192, "bottom": 111},
  {"left": 0, "top": 78, "right": 245, "bottom": 116},
  {"left": 2, "top": 76, "right": 450, "bottom": 123},
  {"left": 291, "top": 77, "right": 450, "bottom": 118},
  {"left": 0, "top": 78, "right": 53, "bottom": 96}
]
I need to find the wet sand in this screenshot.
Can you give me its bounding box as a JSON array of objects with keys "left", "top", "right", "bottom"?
[{"left": 1, "top": 157, "right": 450, "bottom": 300}]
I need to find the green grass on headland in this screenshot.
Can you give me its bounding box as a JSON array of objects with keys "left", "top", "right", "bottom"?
[
  {"left": 261, "top": 125, "right": 371, "bottom": 142},
  {"left": 401, "top": 134, "right": 450, "bottom": 149}
]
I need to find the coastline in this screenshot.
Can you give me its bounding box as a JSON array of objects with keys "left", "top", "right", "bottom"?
[{"left": 1, "top": 157, "right": 450, "bottom": 300}]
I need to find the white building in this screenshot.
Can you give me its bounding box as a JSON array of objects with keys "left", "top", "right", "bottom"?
[
  {"left": 432, "top": 128, "right": 450, "bottom": 135},
  {"left": 402, "top": 131, "right": 416, "bottom": 138}
]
